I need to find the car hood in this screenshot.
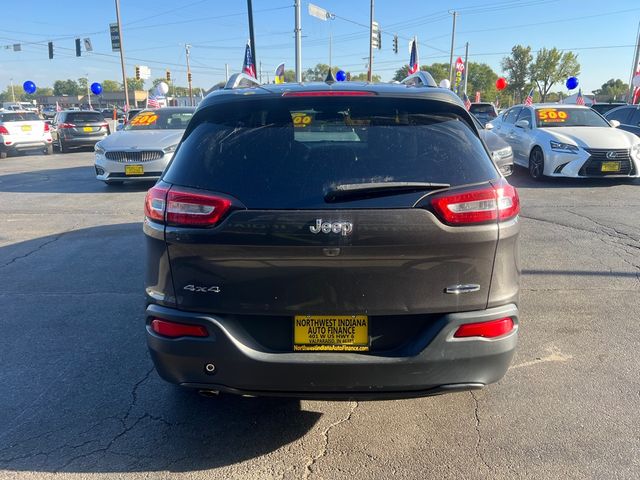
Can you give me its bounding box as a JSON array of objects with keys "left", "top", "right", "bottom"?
[
  {"left": 99, "top": 129, "right": 184, "bottom": 150},
  {"left": 539, "top": 127, "right": 638, "bottom": 149}
]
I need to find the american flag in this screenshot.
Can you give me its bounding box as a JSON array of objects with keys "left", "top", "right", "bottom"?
[
  {"left": 242, "top": 40, "right": 256, "bottom": 78},
  {"left": 575, "top": 89, "right": 585, "bottom": 106},
  {"left": 463, "top": 92, "right": 471, "bottom": 111},
  {"left": 147, "top": 95, "right": 160, "bottom": 108},
  {"left": 408, "top": 38, "right": 419, "bottom": 75},
  {"left": 524, "top": 87, "right": 534, "bottom": 106}
]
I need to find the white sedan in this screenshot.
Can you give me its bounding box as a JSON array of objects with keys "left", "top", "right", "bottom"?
[{"left": 490, "top": 104, "right": 640, "bottom": 179}]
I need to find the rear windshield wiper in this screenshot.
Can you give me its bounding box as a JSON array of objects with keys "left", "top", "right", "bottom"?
[{"left": 324, "top": 181, "right": 450, "bottom": 202}]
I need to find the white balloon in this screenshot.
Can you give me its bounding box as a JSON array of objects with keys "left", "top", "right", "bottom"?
[
  {"left": 156, "top": 82, "right": 169, "bottom": 95},
  {"left": 633, "top": 75, "right": 640, "bottom": 88},
  {"left": 439, "top": 79, "right": 451, "bottom": 89}
]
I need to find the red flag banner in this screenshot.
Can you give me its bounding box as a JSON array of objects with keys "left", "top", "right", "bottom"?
[{"left": 475, "top": 91, "right": 481, "bottom": 103}]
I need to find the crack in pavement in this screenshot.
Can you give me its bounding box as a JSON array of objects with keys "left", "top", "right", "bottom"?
[
  {"left": 0, "top": 234, "right": 64, "bottom": 269},
  {"left": 470, "top": 391, "right": 491, "bottom": 472},
  {"left": 303, "top": 401, "right": 359, "bottom": 480}
]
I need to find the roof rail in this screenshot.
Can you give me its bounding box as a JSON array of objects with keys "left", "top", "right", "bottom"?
[
  {"left": 224, "top": 73, "right": 261, "bottom": 90},
  {"left": 400, "top": 71, "right": 437, "bottom": 88}
]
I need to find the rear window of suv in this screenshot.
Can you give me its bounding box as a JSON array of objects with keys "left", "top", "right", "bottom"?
[
  {"left": 0, "top": 112, "right": 40, "bottom": 122},
  {"left": 65, "top": 112, "right": 104, "bottom": 123},
  {"left": 163, "top": 96, "right": 498, "bottom": 208}
]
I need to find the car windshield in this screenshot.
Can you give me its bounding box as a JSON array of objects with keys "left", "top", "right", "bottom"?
[
  {"left": 0, "top": 112, "right": 40, "bottom": 122},
  {"left": 164, "top": 97, "right": 498, "bottom": 209},
  {"left": 535, "top": 107, "right": 610, "bottom": 128},
  {"left": 124, "top": 109, "right": 193, "bottom": 131}
]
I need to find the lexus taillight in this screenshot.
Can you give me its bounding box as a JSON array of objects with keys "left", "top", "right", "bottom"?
[
  {"left": 144, "top": 185, "right": 233, "bottom": 227},
  {"left": 0, "top": 125, "right": 9, "bottom": 135},
  {"left": 430, "top": 179, "right": 519, "bottom": 225},
  {"left": 58, "top": 122, "right": 75, "bottom": 129},
  {"left": 454, "top": 317, "right": 515, "bottom": 339}
]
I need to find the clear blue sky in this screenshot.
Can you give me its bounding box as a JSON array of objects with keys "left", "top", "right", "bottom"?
[{"left": 1, "top": 0, "right": 639, "bottom": 95}]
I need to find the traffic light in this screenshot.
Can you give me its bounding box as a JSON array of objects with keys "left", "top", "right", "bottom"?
[
  {"left": 75, "top": 38, "right": 81, "bottom": 57},
  {"left": 187, "top": 72, "right": 192, "bottom": 83},
  {"left": 166, "top": 70, "right": 171, "bottom": 82},
  {"left": 48, "top": 42, "right": 53, "bottom": 59},
  {"left": 135, "top": 66, "right": 141, "bottom": 80},
  {"left": 377, "top": 31, "right": 382, "bottom": 50},
  {"left": 393, "top": 35, "right": 398, "bottom": 54}
]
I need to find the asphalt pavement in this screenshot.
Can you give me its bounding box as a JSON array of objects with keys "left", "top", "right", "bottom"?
[{"left": 0, "top": 152, "right": 638, "bottom": 480}]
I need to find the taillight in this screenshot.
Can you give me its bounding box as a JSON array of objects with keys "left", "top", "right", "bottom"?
[
  {"left": 58, "top": 122, "right": 76, "bottom": 129},
  {"left": 150, "top": 318, "right": 208, "bottom": 338},
  {"left": 430, "top": 179, "right": 519, "bottom": 225},
  {"left": 144, "top": 185, "right": 169, "bottom": 223},
  {"left": 44, "top": 123, "right": 50, "bottom": 132},
  {"left": 144, "top": 185, "right": 233, "bottom": 227},
  {"left": 454, "top": 317, "right": 515, "bottom": 339},
  {"left": 0, "top": 125, "right": 9, "bottom": 135}
]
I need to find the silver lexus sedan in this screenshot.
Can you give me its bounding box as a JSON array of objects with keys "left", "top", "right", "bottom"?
[{"left": 94, "top": 107, "right": 195, "bottom": 185}]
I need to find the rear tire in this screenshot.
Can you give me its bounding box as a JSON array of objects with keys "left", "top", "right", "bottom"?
[
  {"left": 57, "top": 138, "right": 66, "bottom": 153},
  {"left": 529, "top": 147, "right": 545, "bottom": 181},
  {"left": 45, "top": 144, "right": 53, "bottom": 155}
]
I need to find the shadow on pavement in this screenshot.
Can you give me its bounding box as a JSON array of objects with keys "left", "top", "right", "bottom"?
[
  {"left": 507, "top": 166, "right": 639, "bottom": 189},
  {"left": 0, "top": 165, "right": 154, "bottom": 194},
  {"left": 0, "top": 224, "right": 320, "bottom": 474}
]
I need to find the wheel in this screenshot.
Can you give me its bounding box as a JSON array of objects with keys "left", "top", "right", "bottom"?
[
  {"left": 57, "top": 138, "right": 66, "bottom": 153},
  {"left": 0, "top": 151, "right": 7, "bottom": 159},
  {"left": 529, "top": 147, "right": 545, "bottom": 180},
  {"left": 44, "top": 144, "right": 53, "bottom": 155}
]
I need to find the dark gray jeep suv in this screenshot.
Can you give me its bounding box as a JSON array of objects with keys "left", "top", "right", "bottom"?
[{"left": 144, "top": 73, "right": 520, "bottom": 399}]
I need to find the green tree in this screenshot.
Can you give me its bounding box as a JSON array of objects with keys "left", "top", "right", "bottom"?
[
  {"left": 350, "top": 72, "right": 381, "bottom": 82},
  {"left": 126, "top": 77, "right": 145, "bottom": 91},
  {"left": 35, "top": 87, "right": 53, "bottom": 96},
  {"left": 529, "top": 47, "right": 580, "bottom": 102},
  {"left": 592, "top": 78, "right": 629, "bottom": 102},
  {"left": 0, "top": 85, "right": 29, "bottom": 102},
  {"left": 283, "top": 69, "right": 297, "bottom": 82},
  {"left": 101, "top": 80, "right": 121, "bottom": 92},
  {"left": 465, "top": 62, "right": 498, "bottom": 101},
  {"left": 53, "top": 79, "right": 80, "bottom": 96},
  {"left": 77, "top": 77, "right": 88, "bottom": 92},
  {"left": 501, "top": 45, "right": 533, "bottom": 103},
  {"left": 393, "top": 63, "right": 449, "bottom": 83},
  {"left": 304, "top": 64, "right": 343, "bottom": 81}
]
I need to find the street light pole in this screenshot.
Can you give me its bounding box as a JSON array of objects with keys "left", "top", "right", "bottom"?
[
  {"left": 10, "top": 78, "right": 15, "bottom": 102},
  {"left": 448, "top": 11, "right": 457, "bottom": 89},
  {"left": 86, "top": 74, "right": 92, "bottom": 109},
  {"left": 294, "top": 0, "right": 302, "bottom": 82},
  {"left": 114, "top": 0, "right": 130, "bottom": 110},
  {"left": 185, "top": 44, "right": 193, "bottom": 106},
  {"left": 368, "top": 0, "right": 374, "bottom": 82}
]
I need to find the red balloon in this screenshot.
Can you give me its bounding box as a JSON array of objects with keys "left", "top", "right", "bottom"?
[{"left": 496, "top": 77, "right": 507, "bottom": 91}]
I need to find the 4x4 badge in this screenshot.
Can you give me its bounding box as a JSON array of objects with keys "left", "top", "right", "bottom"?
[{"left": 309, "top": 219, "right": 353, "bottom": 236}]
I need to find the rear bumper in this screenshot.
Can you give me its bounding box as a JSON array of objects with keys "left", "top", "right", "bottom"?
[
  {"left": 1, "top": 140, "right": 50, "bottom": 152},
  {"left": 146, "top": 303, "right": 519, "bottom": 399},
  {"left": 59, "top": 135, "right": 107, "bottom": 147}
]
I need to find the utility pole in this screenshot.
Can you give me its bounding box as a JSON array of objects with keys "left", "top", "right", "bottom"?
[
  {"left": 247, "top": 0, "right": 257, "bottom": 73},
  {"left": 448, "top": 10, "right": 457, "bottom": 89},
  {"left": 114, "top": 0, "right": 130, "bottom": 110},
  {"left": 628, "top": 20, "right": 640, "bottom": 103},
  {"left": 368, "top": 0, "right": 374, "bottom": 82},
  {"left": 463, "top": 42, "right": 469, "bottom": 95},
  {"left": 86, "top": 74, "right": 92, "bottom": 109},
  {"left": 10, "top": 78, "right": 15, "bottom": 102},
  {"left": 185, "top": 44, "right": 193, "bottom": 106},
  {"left": 294, "top": 0, "right": 302, "bottom": 82}
]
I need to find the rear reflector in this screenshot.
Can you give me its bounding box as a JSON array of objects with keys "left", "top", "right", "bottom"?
[
  {"left": 454, "top": 317, "right": 514, "bottom": 339},
  {"left": 151, "top": 318, "right": 208, "bottom": 338},
  {"left": 282, "top": 91, "right": 376, "bottom": 97},
  {"left": 430, "top": 179, "right": 519, "bottom": 225},
  {"left": 144, "top": 185, "right": 233, "bottom": 227}
]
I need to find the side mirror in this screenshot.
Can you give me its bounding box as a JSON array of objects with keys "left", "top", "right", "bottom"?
[
  {"left": 609, "top": 120, "right": 620, "bottom": 128},
  {"left": 485, "top": 122, "right": 494, "bottom": 130},
  {"left": 515, "top": 119, "right": 530, "bottom": 129}
]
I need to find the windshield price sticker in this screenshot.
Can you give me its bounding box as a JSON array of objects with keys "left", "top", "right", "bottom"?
[
  {"left": 130, "top": 112, "right": 158, "bottom": 126},
  {"left": 537, "top": 108, "right": 569, "bottom": 122},
  {"left": 291, "top": 112, "right": 313, "bottom": 128}
]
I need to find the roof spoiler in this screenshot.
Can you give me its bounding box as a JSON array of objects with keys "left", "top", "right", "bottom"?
[
  {"left": 224, "top": 73, "right": 261, "bottom": 90},
  {"left": 399, "top": 71, "right": 437, "bottom": 88}
]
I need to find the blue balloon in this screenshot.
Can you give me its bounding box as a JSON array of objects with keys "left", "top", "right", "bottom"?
[
  {"left": 336, "top": 70, "right": 347, "bottom": 82},
  {"left": 23, "top": 80, "right": 36, "bottom": 95},
  {"left": 566, "top": 77, "right": 579, "bottom": 90},
  {"left": 90, "top": 82, "right": 103, "bottom": 95}
]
